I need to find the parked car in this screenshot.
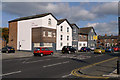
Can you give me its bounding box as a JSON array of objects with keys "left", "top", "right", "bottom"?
[
  {"left": 113, "top": 46, "right": 120, "bottom": 52},
  {"left": 105, "top": 47, "right": 114, "bottom": 53},
  {"left": 33, "top": 47, "right": 53, "bottom": 56},
  {"left": 94, "top": 47, "right": 105, "bottom": 54},
  {"left": 2, "top": 46, "right": 15, "bottom": 53},
  {"left": 62, "top": 46, "right": 76, "bottom": 54},
  {"left": 79, "top": 47, "right": 91, "bottom": 52}
]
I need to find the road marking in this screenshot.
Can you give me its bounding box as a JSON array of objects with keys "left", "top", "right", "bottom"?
[
  {"left": 62, "top": 74, "right": 72, "bottom": 78},
  {"left": 43, "top": 61, "right": 69, "bottom": 68},
  {"left": 71, "top": 57, "right": 117, "bottom": 79},
  {"left": 1, "top": 71, "right": 21, "bottom": 76},
  {"left": 23, "top": 57, "right": 63, "bottom": 64},
  {"left": 94, "top": 55, "right": 103, "bottom": 57},
  {"left": 23, "top": 59, "right": 51, "bottom": 63}
]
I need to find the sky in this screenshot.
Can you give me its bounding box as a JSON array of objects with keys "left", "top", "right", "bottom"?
[{"left": 1, "top": 2, "right": 119, "bottom": 36}]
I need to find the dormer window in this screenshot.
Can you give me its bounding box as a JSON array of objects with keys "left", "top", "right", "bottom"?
[{"left": 48, "top": 18, "right": 51, "bottom": 25}]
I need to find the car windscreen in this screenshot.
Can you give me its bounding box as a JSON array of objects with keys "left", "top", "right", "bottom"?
[{"left": 35, "top": 48, "right": 40, "bottom": 50}]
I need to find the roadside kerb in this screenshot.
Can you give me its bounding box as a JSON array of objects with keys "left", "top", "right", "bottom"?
[{"left": 71, "top": 57, "right": 118, "bottom": 79}]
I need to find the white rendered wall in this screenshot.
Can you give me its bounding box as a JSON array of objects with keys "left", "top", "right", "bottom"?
[
  {"left": 56, "top": 21, "right": 72, "bottom": 50},
  {"left": 78, "top": 41, "right": 87, "bottom": 50},
  {"left": 17, "top": 14, "right": 57, "bottom": 50}
]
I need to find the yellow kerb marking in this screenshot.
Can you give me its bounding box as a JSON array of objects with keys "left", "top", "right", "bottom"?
[{"left": 71, "top": 57, "right": 118, "bottom": 79}]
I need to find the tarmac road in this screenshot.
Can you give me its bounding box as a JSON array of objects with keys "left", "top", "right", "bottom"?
[{"left": 2, "top": 52, "right": 120, "bottom": 80}]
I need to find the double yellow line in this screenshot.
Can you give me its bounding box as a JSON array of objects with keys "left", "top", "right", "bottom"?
[{"left": 71, "top": 57, "right": 118, "bottom": 79}]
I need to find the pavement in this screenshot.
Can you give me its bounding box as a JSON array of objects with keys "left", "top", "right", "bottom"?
[{"left": 1, "top": 51, "right": 120, "bottom": 79}]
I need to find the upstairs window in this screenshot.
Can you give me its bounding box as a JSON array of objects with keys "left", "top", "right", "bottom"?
[
  {"left": 67, "top": 36, "right": 69, "bottom": 40},
  {"left": 43, "top": 31, "right": 46, "bottom": 37},
  {"left": 53, "top": 33, "right": 56, "bottom": 37},
  {"left": 73, "top": 28, "right": 76, "bottom": 33},
  {"left": 67, "top": 27, "right": 69, "bottom": 32},
  {"left": 48, "top": 32, "right": 52, "bottom": 37},
  {"left": 48, "top": 18, "right": 51, "bottom": 25},
  {"left": 84, "top": 35, "right": 86, "bottom": 39},
  {"left": 60, "top": 35, "right": 63, "bottom": 40},
  {"left": 61, "top": 26, "right": 63, "bottom": 31}
]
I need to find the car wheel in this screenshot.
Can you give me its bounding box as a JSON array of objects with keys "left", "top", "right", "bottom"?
[
  {"left": 74, "top": 51, "right": 77, "bottom": 53},
  {"left": 34, "top": 54, "right": 37, "bottom": 56},
  {"left": 51, "top": 52, "right": 53, "bottom": 55},
  {"left": 68, "top": 51, "right": 71, "bottom": 54},
  {"left": 40, "top": 53, "right": 43, "bottom": 57}
]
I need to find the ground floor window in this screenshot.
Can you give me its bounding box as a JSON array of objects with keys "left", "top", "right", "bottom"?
[
  {"left": 43, "top": 43, "right": 53, "bottom": 47},
  {"left": 73, "top": 45, "right": 77, "bottom": 47},
  {"left": 67, "top": 43, "right": 69, "bottom": 46},
  {"left": 79, "top": 43, "right": 82, "bottom": 46},
  {"left": 34, "top": 43, "right": 40, "bottom": 47}
]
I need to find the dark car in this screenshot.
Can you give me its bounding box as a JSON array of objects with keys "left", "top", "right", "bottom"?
[
  {"left": 2, "top": 46, "right": 15, "bottom": 53},
  {"left": 105, "top": 47, "right": 114, "bottom": 53},
  {"left": 62, "top": 46, "right": 76, "bottom": 54},
  {"left": 33, "top": 47, "right": 53, "bottom": 56},
  {"left": 79, "top": 47, "right": 91, "bottom": 52}
]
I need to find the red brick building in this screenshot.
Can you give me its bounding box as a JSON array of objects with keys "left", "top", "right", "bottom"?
[{"left": 97, "top": 35, "right": 118, "bottom": 48}]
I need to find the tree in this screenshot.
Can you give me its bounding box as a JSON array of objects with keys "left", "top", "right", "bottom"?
[{"left": 2, "top": 27, "right": 9, "bottom": 43}]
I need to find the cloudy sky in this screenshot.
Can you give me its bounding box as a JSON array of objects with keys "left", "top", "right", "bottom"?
[{"left": 2, "top": 2, "right": 119, "bottom": 35}]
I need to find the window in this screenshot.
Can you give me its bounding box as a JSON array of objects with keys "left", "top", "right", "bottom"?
[
  {"left": 84, "top": 35, "right": 86, "bottom": 39},
  {"left": 67, "top": 43, "right": 69, "bottom": 46},
  {"left": 61, "top": 26, "right": 63, "bottom": 31},
  {"left": 79, "top": 35, "right": 82, "bottom": 38},
  {"left": 91, "top": 36, "right": 93, "bottom": 40},
  {"left": 48, "top": 18, "right": 51, "bottom": 25},
  {"left": 60, "top": 35, "right": 63, "bottom": 40},
  {"left": 83, "top": 43, "right": 86, "bottom": 46},
  {"left": 34, "top": 43, "right": 40, "bottom": 47},
  {"left": 53, "top": 33, "right": 56, "bottom": 37},
  {"left": 91, "top": 29, "right": 93, "bottom": 32},
  {"left": 43, "top": 31, "right": 46, "bottom": 37},
  {"left": 67, "top": 27, "right": 69, "bottom": 32},
  {"left": 43, "top": 43, "right": 52, "bottom": 47},
  {"left": 67, "top": 36, "right": 69, "bottom": 40},
  {"left": 48, "top": 32, "right": 52, "bottom": 37},
  {"left": 73, "top": 45, "right": 77, "bottom": 47},
  {"left": 79, "top": 43, "right": 82, "bottom": 46},
  {"left": 73, "top": 28, "right": 76, "bottom": 33},
  {"left": 60, "top": 42, "right": 62, "bottom": 47},
  {"left": 45, "top": 48, "right": 49, "bottom": 51},
  {"left": 41, "top": 48, "right": 44, "bottom": 51}
]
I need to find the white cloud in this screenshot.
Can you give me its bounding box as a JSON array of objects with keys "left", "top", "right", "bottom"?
[
  {"left": 92, "top": 2, "right": 118, "bottom": 16},
  {"left": 86, "top": 21, "right": 118, "bottom": 35}
]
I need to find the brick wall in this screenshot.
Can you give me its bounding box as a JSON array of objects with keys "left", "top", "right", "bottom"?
[{"left": 8, "top": 21, "right": 17, "bottom": 50}]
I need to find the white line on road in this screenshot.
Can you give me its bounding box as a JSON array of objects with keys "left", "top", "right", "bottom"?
[
  {"left": 62, "top": 74, "right": 72, "bottom": 78},
  {"left": 43, "top": 61, "right": 70, "bottom": 68},
  {"left": 1, "top": 71, "right": 21, "bottom": 76},
  {"left": 94, "top": 55, "right": 103, "bottom": 57},
  {"left": 23, "top": 59, "right": 51, "bottom": 63}
]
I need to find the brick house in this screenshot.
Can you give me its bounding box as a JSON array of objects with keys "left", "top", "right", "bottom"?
[
  {"left": 9, "top": 13, "right": 57, "bottom": 51},
  {"left": 78, "top": 32, "right": 88, "bottom": 50},
  {"left": 97, "top": 35, "right": 118, "bottom": 48}
]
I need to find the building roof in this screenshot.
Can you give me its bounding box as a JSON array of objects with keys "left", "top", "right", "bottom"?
[
  {"left": 79, "top": 27, "right": 96, "bottom": 35},
  {"left": 9, "top": 13, "right": 57, "bottom": 23},
  {"left": 57, "top": 19, "right": 73, "bottom": 29},
  {"left": 98, "top": 36, "right": 118, "bottom": 39},
  {"left": 70, "top": 23, "right": 79, "bottom": 29}
]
